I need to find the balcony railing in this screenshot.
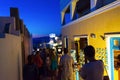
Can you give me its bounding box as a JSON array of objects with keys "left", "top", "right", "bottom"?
[
  {"left": 62, "top": 0, "right": 118, "bottom": 25},
  {"left": 62, "top": 0, "right": 119, "bottom": 27},
  {"left": 60, "top": 0, "right": 71, "bottom": 11}
]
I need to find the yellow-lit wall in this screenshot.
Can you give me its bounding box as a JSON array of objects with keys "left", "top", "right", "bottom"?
[
  {"left": 0, "top": 34, "right": 22, "bottom": 80},
  {"left": 62, "top": 6, "right": 120, "bottom": 49}
]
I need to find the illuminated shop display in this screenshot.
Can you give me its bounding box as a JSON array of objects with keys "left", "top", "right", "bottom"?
[
  {"left": 79, "top": 50, "right": 85, "bottom": 67},
  {"left": 70, "top": 49, "right": 77, "bottom": 62},
  {"left": 106, "top": 35, "right": 120, "bottom": 80}
]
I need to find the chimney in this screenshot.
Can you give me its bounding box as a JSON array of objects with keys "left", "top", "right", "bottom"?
[{"left": 10, "top": 7, "right": 20, "bottom": 30}]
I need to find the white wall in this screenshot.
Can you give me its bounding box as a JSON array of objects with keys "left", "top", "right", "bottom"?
[
  {"left": 0, "top": 17, "right": 15, "bottom": 33},
  {"left": 0, "top": 34, "right": 22, "bottom": 80},
  {"left": 0, "top": 17, "right": 20, "bottom": 36}
]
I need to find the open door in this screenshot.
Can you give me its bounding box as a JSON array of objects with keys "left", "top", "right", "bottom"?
[
  {"left": 106, "top": 34, "right": 120, "bottom": 80},
  {"left": 74, "top": 36, "right": 88, "bottom": 66},
  {"left": 74, "top": 36, "right": 88, "bottom": 80},
  {"left": 110, "top": 37, "right": 120, "bottom": 80}
]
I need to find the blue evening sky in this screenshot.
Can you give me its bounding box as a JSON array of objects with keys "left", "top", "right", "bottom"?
[{"left": 0, "top": 0, "right": 61, "bottom": 36}]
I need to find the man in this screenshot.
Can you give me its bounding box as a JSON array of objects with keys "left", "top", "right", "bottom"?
[
  {"left": 80, "top": 45, "right": 104, "bottom": 80},
  {"left": 59, "top": 48, "right": 74, "bottom": 80},
  {"left": 23, "top": 55, "right": 39, "bottom": 80}
]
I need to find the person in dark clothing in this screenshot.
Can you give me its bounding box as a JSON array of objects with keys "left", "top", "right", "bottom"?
[
  {"left": 39, "top": 48, "right": 48, "bottom": 80},
  {"left": 80, "top": 45, "right": 104, "bottom": 80},
  {"left": 23, "top": 55, "right": 39, "bottom": 80},
  {"left": 34, "top": 51, "right": 43, "bottom": 80},
  {"left": 43, "top": 55, "right": 52, "bottom": 80},
  {"left": 50, "top": 49, "right": 58, "bottom": 80}
]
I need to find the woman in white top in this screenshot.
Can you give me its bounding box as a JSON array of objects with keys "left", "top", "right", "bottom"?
[{"left": 80, "top": 45, "right": 104, "bottom": 80}]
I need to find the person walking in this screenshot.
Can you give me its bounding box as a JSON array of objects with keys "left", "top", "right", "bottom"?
[
  {"left": 43, "top": 55, "right": 52, "bottom": 80},
  {"left": 50, "top": 49, "right": 58, "bottom": 80},
  {"left": 80, "top": 45, "right": 104, "bottom": 80},
  {"left": 23, "top": 55, "right": 39, "bottom": 80},
  {"left": 34, "top": 51, "right": 43, "bottom": 80},
  {"left": 59, "top": 48, "right": 74, "bottom": 80}
]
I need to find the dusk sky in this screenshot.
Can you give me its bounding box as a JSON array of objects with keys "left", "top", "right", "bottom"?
[{"left": 0, "top": 0, "right": 61, "bottom": 36}]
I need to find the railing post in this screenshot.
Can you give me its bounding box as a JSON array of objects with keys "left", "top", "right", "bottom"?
[
  {"left": 70, "top": 0, "right": 78, "bottom": 20},
  {"left": 90, "top": 0, "right": 97, "bottom": 11}
]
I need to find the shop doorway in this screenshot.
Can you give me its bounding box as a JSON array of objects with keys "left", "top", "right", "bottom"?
[
  {"left": 106, "top": 34, "right": 120, "bottom": 80},
  {"left": 74, "top": 36, "right": 88, "bottom": 80},
  {"left": 74, "top": 36, "right": 88, "bottom": 65},
  {"left": 79, "top": 38, "right": 88, "bottom": 63}
]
